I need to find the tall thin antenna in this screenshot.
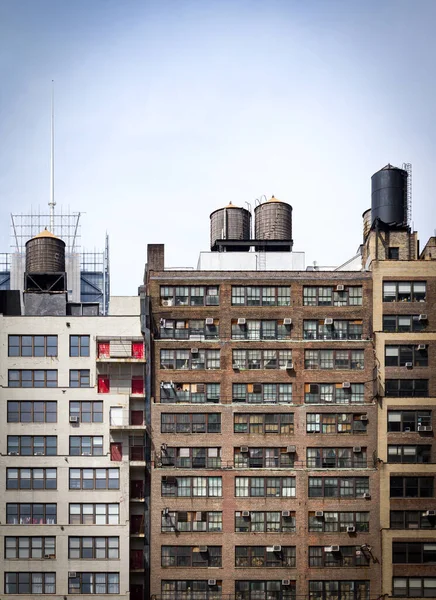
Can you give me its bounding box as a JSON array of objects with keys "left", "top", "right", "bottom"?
[{"left": 49, "top": 80, "right": 55, "bottom": 232}]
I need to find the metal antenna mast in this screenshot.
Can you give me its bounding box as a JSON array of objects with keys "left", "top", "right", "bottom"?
[{"left": 49, "top": 81, "right": 55, "bottom": 232}]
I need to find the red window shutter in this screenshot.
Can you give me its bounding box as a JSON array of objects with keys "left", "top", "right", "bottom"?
[
  {"left": 132, "top": 342, "right": 144, "bottom": 359},
  {"left": 98, "top": 375, "right": 110, "bottom": 393},
  {"left": 131, "top": 377, "right": 144, "bottom": 395},
  {"left": 98, "top": 342, "right": 110, "bottom": 358},
  {"left": 110, "top": 443, "right": 123, "bottom": 461}
]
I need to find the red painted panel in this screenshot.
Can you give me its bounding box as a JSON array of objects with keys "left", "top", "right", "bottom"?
[
  {"left": 131, "top": 411, "right": 144, "bottom": 425},
  {"left": 131, "top": 377, "right": 144, "bottom": 395},
  {"left": 130, "top": 549, "right": 143, "bottom": 570},
  {"left": 132, "top": 342, "right": 144, "bottom": 359},
  {"left": 98, "top": 375, "right": 110, "bottom": 393},
  {"left": 110, "top": 442, "right": 122, "bottom": 461}
]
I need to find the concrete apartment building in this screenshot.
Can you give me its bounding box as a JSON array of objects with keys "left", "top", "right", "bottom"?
[{"left": 0, "top": 229, "right": 147, "bottom": 599}]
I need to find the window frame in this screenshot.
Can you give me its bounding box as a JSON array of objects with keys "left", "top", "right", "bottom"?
[
  {"left": 69, "top": 335, "right": 90, "bottom": 357},
  {"left": 6, "top": 504, "right": 57, "bottom": 525},
  {"left": 68, "top": 504, "right": 120, "bottom": 525},
  {"left": 5, "top": 536, "right": 56, "bottom": 559},
  {"left": 8, "top": 369, "right": 58, "bottom": 388},
  {"left": 7, "top": 436, "right": 57, "bottom": 456},
  {"left": 69, "top": 468, "right": 120, "bottom": 491},
  {"left": 68, "top": 536, "right": 119, "bottom": 560},
  {"left": 8, "top": 335, "right": 58, "bottom": 357},
  {"left": 6, "top": 468, "right": 57, "bottom": 490}
]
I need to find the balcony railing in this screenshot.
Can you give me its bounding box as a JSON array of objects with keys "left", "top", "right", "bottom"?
[
  {"left": 161, "top": 393, "right": 220, "bottom": 404},
  {"left": 160, "top": 328, "right": 219, "bottom": 341}
]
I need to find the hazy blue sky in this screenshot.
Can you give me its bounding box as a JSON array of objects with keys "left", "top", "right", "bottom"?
[{"left": 1, "top": 0, "right": 435, "bottom": 293}]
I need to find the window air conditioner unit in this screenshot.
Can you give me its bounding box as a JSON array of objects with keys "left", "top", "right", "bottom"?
[
  {"left": 363, "top": 492, "right": 371, "bottom": 499},
  {"left": 238, "top": 318, "right": 246, "bottom": 325},
  {"left": 162, "top": 300, "right": 172, "bottom": 307},
  {"left": 405, "top": 362, "right": 413, "bottom": 368},
  {"left": 242, "top": 510, "right": 250, "bottom": 517},
  {"left": 325, "top": 397, "right": 333, "bottom": 402},
  {"left": 418, "top": 425, "right": 433, "bottom": 432},
  {"left": 282, "top": 580, "right": 291, "bottom": 586},
  {"left": 324, "top": 318, "right": 333, "bottom": 325},
  {"left": 34, "top": 451, "right": 44, "bottom": 456},
  {"left": 69, "top": 572, "right": 77, "bottom": 578},
  {"left": 282, "top": 510, "right": 291, "bottom": 517},
  {"left": 69, "top": 416, "right": 79, "bottom": 423},
  {"left": 353, "top": 446, "right": 362, "bottom": 453},
  {"left": 425, "top": 510, "right": 436, "bottom": 517},
  {"left": 336, "top": 285, "right": 345, "bottom": 291},
  {"left": 283, "top": 318, "right": 292, "bottom": 325},
  {"left": 267, "top": 545, "right": 281, "bottom": 552},
  {"left": 419, "top": 314, "right": 428, "bottom": 321},
  {"left": 342, "top": 382, "right": 351, "bottom": 389},
  {"left": 191, "top": 348, "right": 199, "bottom": 354},
  {"left": 199, "top": 546, "right": 208, "bottom": 552},
  {"left": 233, "top": 363, "right": 240, "bottom": 370},
  {"left": 82, "top": 452, "right": 91, "bottom": 456},
  {"left": 205, "top": 318, "right": 214, "bottom": 325},
  {"left": 356, "top": 550, "right": 363, "bottom": 557},
  {"left": 208, "top": 580, "right": 216, "bottom": 586},
  {"left": 8, "top": 451, "right": 18, "bottom": 456},
  {"left": 286, "top": 361, "right": 294, "bottom": 370},
  {"left": 325, "top": 545, "right": 340, "bottom": 553},
  {"left": 315, "top": 511, "right": 324, "bottom": 518},
  {"left": 404, "top": 427, "right": 411, "bottom": 432},
  {"left": 240, "top": 446, "right": 249, "bottom": 453},
  {"left": 417, "top": 344, "right": 426, "bottom": 351},
  {"left": 287, "top": 446, "right": 296, "bottom": 453},
  {"left": 44, "top": 553, "right": 55, "bottom": 559},
  {"left": 347, "top": 526, "right": 356, "bottom": 533},
  {"left": 360, "top": 415, "right": 368, "bottom": 421}
]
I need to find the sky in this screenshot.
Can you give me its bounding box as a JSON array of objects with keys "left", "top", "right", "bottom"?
[{"left": 0, "top": 0, "right": 436, "bottom": 294}]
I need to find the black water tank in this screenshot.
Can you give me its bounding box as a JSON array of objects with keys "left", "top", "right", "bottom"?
[{"left": 371, "top": 164, "right": 407, "bottom": 226}]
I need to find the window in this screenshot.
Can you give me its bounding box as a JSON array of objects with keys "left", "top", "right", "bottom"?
[
  {"left": 308, "top": 477, "right": 369, "bottom": 498},
  {"left": 5, "top": 536, "right": 56, "bottom": 559},
  {"left": 309, "top": 546, "right": 369, "bottom": 567},
  {"left": 235, "top": 511, "right": 296, "bottom": 533},
  {"left": 234, "top": 447, "right": 295, "bottom": 468},
  {"left": 234, "top": 414, "right": 294, "bottom": 434},
  {"left": 309, "top": 581, "right": 369, "bottom": 600},
  {"left": 235, "top": 546, "right": 296, "bottom": 567},
  {"left": 8, "top": 335, "right": 57, "bottom": 357},
  {"left": 68, "top": 573, "right": 119, "bottom": 594},
  {"left": 5, "top": 573, "right": 56, "bottom": 594},
  {"left": 388, "top": 445, "right": 431, "bottom": 464},
  {"left": 7, "top": 401, "right": 57, "bottom": 423},
  {"left": 162, "top": 511, "right": 223, "bottom": 533},
  {"left": 160, "top": 319, "right": 220, "bottom": 340},
  {"left": 385, "top": 345, "right": 429, "bottom": 367},
  {"left": 162, "top": 580, "right": 222, "bottom": 600},
  {"left": 231, "top": 286, "right": 291, "bottom": 306},
  {"left": 388, "top": 410, "right": 431, "bottom": 432},
  {"left": 7, "top": 468, "right": 57, "bottom": 490},
  {"left": 303, "top": 286, "right": 363, "bottom": 306},
  {"left": 162, "top": 546, "right": 222, "bottom": 567},
  {"left": 231, "top": 320, "right": 292, "bottom": 340},
  {"left": 161, "top": 285, "right": 219, "bottom": 306},
  {"left": 388, "top": 247, "right": 399, "bottom": 259},
  {"left": 390, "top": 476, "right": 433, "bottom": 498},
  {"left": 70, "top": 369, "right": 90, "bottom": 387},
  {"left": 70, "top": 437, "right": 104, "bottom": 456},
  {"left": 235, "top": 477, "right": 296, "bottom": 497},
  {"left": 383, "top": 281, "right": 427, "bottom": 302},
  {"left": 393, "top": 542, "right": 436, "bottom": 564},
  {"left": 305, "top": 383, "right": 365, "bottom": 404},
  {"left": 160, "top": 382, "right": 220, "bottom": 404},
  {"left": 69, "top": 504, "right": 119, "bottom": 525},
  {"left": 306, "top": 413, "right": 367, "bottom": 434},
  {"left": 162, "top": 476, "right": 222, "bottom": 497},
  {"left": 69, "top": 469, "right": 119, "bottom": 490},
  {"left": 161, "top": 447, "right": 221, "bottom": 469},
  {"left": 390, "top": 511, "right": 436, "bottom": 530},
  {"left": 306, "top": 447, "right": 367, "bottom": 468},
  {"left": 8, "top": 369, "right": 57, "bottom": 387},
  {"left": 70, "top": 401, "right": 103, "bottom": 423},
  {"left": 308, "top": 511, "right": 369, "bottom": 533},
  {"left": 303, "top": 320, "right": 363, "bottom": 340},
  {"left": 305, "top": 349, "right": 365, "bottom": 370},
  {"left": 161, "top": 413, "right": 221, "bottom": 433},
  {"left": 7, "top": 436, "right": 57, "bottom": 456},
  {"left": 385, "top": 379, "right": 429, "bottom": 397},
  {"left": 233, "top": 383, "right": 293, "bottom": 404},
  {"left": 7, "top": 504, "right": 57, "bottom": 525},
  {"left": 393, "top": 578, "right": 436, "bottom": 597},
  {"left": 69, "top": 537, "right": 119, "bottom": 559},
  {"left": 70, "top": 335, "right": 90, "bottom": 357},
  {"left": 233, "top": 349, "right": 292, "bottom": 370},
  {"left": 160, "top": 349, "right": 220, "bottom": 370},
  {"left": 383, "top": 315, "right": 426, "bottom": 333},
  {"left": 235, "top": 580, "right": 296, "bottom": 600}
]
